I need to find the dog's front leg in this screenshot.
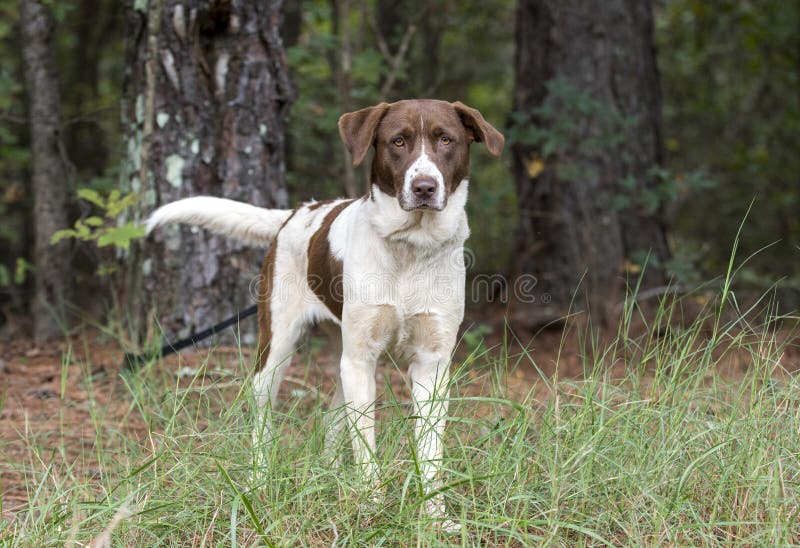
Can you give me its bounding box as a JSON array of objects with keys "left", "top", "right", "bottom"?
[
  {"left": 339, "top": 354, "right": 379, "bottom": 483},
  {"left": 339, "top": 305, "right": 396, "bottom": 487},
  {"left": 407, "top": 313, "right": 459, "bottom": 529}
]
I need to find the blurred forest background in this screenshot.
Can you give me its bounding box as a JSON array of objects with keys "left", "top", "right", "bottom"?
[{"left": 0, "top": 0, "right": 798, "bottom": 343}]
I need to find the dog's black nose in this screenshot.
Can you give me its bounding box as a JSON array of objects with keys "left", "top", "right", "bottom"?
[{"left": 412, "top": 177, "right": 436, "bottom": 197}]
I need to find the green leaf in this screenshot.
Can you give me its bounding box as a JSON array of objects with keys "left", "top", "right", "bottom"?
[
  {"left": 613, "top": 194, "right": 632, "bottom": 211},
  {"left": 96, "top": 223, "right": 146, "bottom": 250},
  {"left": 106, "top": 192, "right": 140, "bottom": 217},
  {"left": 84, "top": 216, "right": 104, "bottom": 227},
  {"left": 97, "top": 263, "right": 118, "bottom": 276},
  {"left": 620, "top": 175, "right": 638, "bottom": 190},
  {"left": 14, "top": 257, "right": 31, "bottom": 285},
  {"left": 77, "top": 188, "right": 106, "bottom": 209},
  {"left": 51, "top": 228, "right": 78, "bottom": 245},
  {"left": 75, "top": 221, "right": 92, "bottom": 239},
  {"left": 216, "top": 460, "right": 274, "bottom": 548}
]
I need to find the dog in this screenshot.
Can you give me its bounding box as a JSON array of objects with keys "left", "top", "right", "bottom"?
[{"left": 146, "top": 99, "right": 504, "bottom": 528}]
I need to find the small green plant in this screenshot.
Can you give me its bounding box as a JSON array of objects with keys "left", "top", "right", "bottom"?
[
  {"left": 0, "top": 256, "right": 32, "bottom": 287},
  {"left": 51, "top": 188, "right": 144, "bottom": 271},
  {"left": 462, "top": 323, "right": 492, "bottom": 357}
]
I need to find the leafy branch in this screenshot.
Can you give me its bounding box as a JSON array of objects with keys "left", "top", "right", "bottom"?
[{"left": 51, "top": 188, "right": 144, "bottom": 252}]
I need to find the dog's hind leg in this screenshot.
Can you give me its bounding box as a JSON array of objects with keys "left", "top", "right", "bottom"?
[
  {"left": 318, "top": 321, "right": 347, "bottom": 466},
  {"left": 252, "top": 313, "right": 303, "bottom": 469},
  {"left": 322, "top": 377, "right": 347, "bottom": 467}
]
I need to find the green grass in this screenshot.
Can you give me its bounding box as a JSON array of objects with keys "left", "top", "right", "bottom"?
[{"left": 1, "top": 288, "right": 799, "bottom": 546}]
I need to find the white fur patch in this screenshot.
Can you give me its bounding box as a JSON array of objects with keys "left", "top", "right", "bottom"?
[
  {"left": 402, "top": 141, "right": 445, "bottom": 210},
  {"left": 145, "top": 196, "right": 292, "bottom": 247},
  {"left": 369, "top": 180, "right": 470, "bottom": 249},
  {"left": 327, "top": 200, "right": 357, "bottom": 261}
]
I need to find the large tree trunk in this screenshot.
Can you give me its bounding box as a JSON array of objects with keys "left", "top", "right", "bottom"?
[
  {"left": 20, "top": 1, "right": 72, "bottom": 341},
  {"left": 122, "top": 0, "right": 295, "bottom": 344},
  {"left": 511, "top": 0, "right": 669, "bottom": 327}
]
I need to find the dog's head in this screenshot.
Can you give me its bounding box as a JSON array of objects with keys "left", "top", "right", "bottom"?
[{"left": 338, "top": 100, "right": 504, "bottom": 211}]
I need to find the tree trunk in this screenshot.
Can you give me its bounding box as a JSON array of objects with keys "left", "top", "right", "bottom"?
[
  {"left": 20, "top": 1, "right": 72, "bottom": 341},
  {"left": 332, "top": 0, "right": 358, "bottom": 197},
  {"left": 64, "top": 0, "right": 122, "bottom": 179},
  {"left": 121, "top": 0, "right": 295, "bottom": 344},
  {"left": 511, "top": 0, "right": 669, "bottom": 327}
]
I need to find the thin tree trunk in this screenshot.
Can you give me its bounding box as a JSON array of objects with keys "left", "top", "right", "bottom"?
[
  {"left": 511, "top": 0, "right": 669, "bottom": 327},
  {"left": 64, "top": 0, "right": 121, "bottom": 178},
  {"left": 333, "top": 0, "right": 358, "bottom": 197},
  {"left": 20, "top": 1, "right": 72, "bottom": 341},
  {"left": 121, "top": 0, "right": 295, "bottom": 344}
]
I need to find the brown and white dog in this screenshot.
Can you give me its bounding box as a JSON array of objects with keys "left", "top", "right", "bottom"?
[{"left": 146, "top": 99, "right": 504, "bottom": 527}]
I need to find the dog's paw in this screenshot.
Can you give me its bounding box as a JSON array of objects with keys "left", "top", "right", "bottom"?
[
  {"left": 367, "top": 481, "right": 384, "bottom": 507},
  {"left": 440, "top": 518, "right": 462, "bottom": 533},
  {"left": 425, "top": 498, "right": 462, "bottom": 533}
]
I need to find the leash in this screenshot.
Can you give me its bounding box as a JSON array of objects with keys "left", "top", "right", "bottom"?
[{"left": 123, "top": 304, "right": 258, "bottom": 369}]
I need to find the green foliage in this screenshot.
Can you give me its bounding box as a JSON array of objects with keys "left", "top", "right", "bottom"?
[
  {"left": 509, "top": 78, "right": 633, "bottom": 168},
  {"left": 1, "top": 0, "right": 125, "bottom": 302},
  {"left": 41, "top": 0, "right": 75, "bottom": 22},
  {"left": 508, "top": 77, "right": 714, "bottom": 278},
  {"left": 462, "top": 323, "right": 492, "bottom": 356},
  {"left": 0, "top": 0, "right": 27, "bottom": 259},
  {"left": 51, "top": 188, "right": 144, "bottom": 267},
  {"left": 615, "top": 166, "right": 715, "bottom": 216},
  {"left": 0, "top": 257, "right": 32, "bottom": 287},
  {"left": 506, "top": 78, "right": 644, "bottom": 208},
  {"left": 656, "top": 0, "right": 800, "bottom": 299}
]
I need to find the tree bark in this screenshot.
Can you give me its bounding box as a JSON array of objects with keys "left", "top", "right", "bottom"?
[
  {"left": 121, "top": 0, "right": 295, "bottom": 344},
  {"left": 511, "top": 0, "right": 669, "bottom": 327},
  {"left": 20, "top": 1, "right": 72, "bottom": 341},
  {"left": 332, "top": 0, "right": 358, "bottom": 197}
]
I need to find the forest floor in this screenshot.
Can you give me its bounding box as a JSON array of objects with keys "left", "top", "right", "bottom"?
[
  {"left": 2, "top": 302, "right": 799, "bottom": 544},
  {"left": 0, "top": 311, "right": 543, "bottom": 515},
  {"left": 3, "top": 307, "right": 798, "bottom": 515},
  {"left": 0, "top": 312, "right": 487, "bottom": 509}
]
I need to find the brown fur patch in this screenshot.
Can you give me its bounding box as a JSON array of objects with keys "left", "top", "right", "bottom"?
[
  {"left": 255, "top": 209, "right": 298, "bottom": 372},
  {"left": 307, "top": 199, "right": 335, "bottom": 211},
  {"left": 307, "top": 200, "right": 354, "bottom": 320},
  {"left": 338, "top": 103, "right": 390, "bottom": 167},
  {"left": 368, "top": 305, "right": 398, "bottom": 341},
  {"left": 405, "top": 313, "right": 449, "bottom": 355}
]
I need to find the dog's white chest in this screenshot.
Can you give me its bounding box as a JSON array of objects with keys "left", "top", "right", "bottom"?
[{"left": 339, "top": 205, "right": 466, "bottom": 318}]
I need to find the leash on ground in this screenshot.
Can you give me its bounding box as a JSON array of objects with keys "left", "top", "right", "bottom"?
[{"left": 123, "top": 304, "right": 258, "bottom": 369}]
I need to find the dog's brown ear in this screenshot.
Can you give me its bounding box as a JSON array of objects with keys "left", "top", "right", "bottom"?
[
  {"left": 338, "top": 103, "right": 390, "bottom": 167},
  {"left": 452, "top": 102, "right": 505, "bottom": 158}
]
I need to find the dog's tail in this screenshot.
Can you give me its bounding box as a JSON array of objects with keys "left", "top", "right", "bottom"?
[{"left": 145, "top": 196, "right": 292, "bottom": 246}]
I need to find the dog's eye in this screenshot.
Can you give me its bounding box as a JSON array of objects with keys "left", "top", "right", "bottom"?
[
  {"left": 392, "top": 136, "right": 405, "bottom": 147},
  {"left": 440, "top": 135, "right": 452, "bottom": 145}
]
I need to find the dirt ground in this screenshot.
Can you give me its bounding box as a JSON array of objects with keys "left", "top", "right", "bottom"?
[{"left": 2, "top": 309, "right": 798, "bottom": 521}]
